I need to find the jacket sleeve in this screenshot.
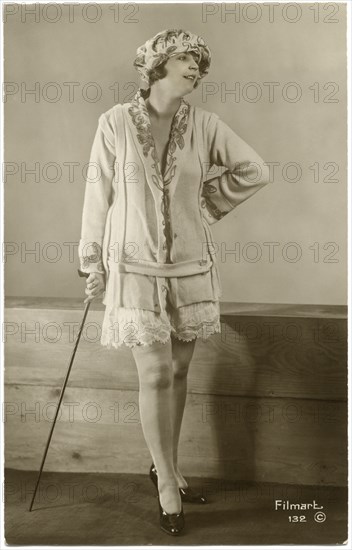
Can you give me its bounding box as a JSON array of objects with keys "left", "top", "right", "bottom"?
[
  {"left": 201, "top": 113, "right": 270, "bottom": 225},
  {"left": 78, "top": 111, "right": 116, "bottom": 274}
]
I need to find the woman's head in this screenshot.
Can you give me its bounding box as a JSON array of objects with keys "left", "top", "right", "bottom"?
[{"left": 133, "top": 29, "right": 211, "bottom": 90}]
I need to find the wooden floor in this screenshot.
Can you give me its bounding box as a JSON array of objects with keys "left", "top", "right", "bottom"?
[{"left": 4, "top": 469, "right": 347, "bottom": 545}]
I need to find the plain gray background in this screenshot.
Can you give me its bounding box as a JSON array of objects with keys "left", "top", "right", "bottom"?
[{"left": 4, "top": 2, "right": 347, "bottom": 304}]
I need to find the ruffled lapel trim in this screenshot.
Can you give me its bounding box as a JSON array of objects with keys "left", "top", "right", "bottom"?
[{"left": 127, "top": 88, "right": 190, "bottom": 192}]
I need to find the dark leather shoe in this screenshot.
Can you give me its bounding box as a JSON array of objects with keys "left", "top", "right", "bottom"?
[
  {"left": 150, "top": 463, "right": 208, "bottom": 504},
  {"left": 157, "top": 495, "right": 185, "bottom": 536}
]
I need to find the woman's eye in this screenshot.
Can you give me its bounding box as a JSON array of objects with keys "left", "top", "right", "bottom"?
[{"left": 177, "top": 54, "right": 198, "bottom": 66}]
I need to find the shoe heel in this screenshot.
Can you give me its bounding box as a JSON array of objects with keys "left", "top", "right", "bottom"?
[{"left": 149, "top": 463, "right": 158, "bottom": 491}]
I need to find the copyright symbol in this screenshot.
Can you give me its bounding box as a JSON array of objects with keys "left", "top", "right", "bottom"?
[{"left": 314, "top": 512, "right": 326, "bottom": 523}]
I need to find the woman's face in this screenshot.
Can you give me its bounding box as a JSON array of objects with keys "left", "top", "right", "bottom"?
[{"left": 159, "top": 52, "right": 200, "bottom": 96}]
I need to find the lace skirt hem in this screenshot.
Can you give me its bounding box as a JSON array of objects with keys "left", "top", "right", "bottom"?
[{"left": 100, "top": 302, "right": 221, "bottom": 349}]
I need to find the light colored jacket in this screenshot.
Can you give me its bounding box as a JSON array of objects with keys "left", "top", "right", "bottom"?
[{"left": 78, "top": 88, "right": 270, "bottom": 311}]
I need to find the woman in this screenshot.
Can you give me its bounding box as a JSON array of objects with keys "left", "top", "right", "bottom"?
[{"left": 78, "top": 29, "right": 269, "bottom": 536}]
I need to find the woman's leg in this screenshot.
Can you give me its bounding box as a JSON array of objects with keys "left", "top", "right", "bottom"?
[
  {"left": 131, "top": 339, "right": 182, "bottom": 514},
  {"left": 170, "top": 334, "right": 197, "bottom": 488}
]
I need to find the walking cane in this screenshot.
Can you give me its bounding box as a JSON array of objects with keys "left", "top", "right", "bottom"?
[{"left": 28, "top": 269, "right": 91, "bottom": 511}]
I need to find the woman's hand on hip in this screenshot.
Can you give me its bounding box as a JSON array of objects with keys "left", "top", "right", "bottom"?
[{"left": 84, "top": 272, "right": 105, "bottom": 303}]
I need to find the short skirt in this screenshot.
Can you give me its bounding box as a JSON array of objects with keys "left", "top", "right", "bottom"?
[{"left": 100, "top": 275, "right": 221, "bottom": 349}]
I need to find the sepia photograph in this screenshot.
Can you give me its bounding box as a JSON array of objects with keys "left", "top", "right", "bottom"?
[{"left": 2, "top": 0, "right": 349, "bottom": 546}]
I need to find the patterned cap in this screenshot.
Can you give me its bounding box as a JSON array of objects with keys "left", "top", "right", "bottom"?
[{"left": 133, "top": 29, "right": 211, "bottom": 85}]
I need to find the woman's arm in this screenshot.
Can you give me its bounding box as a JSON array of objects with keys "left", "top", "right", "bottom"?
[
  {"left": 201, "top": 114, "right": 270, "bottom": 224},
  {"left": 78, "top": 112, "right": 116, "bottom": 274}
]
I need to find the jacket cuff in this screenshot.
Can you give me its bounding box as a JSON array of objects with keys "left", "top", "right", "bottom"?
[
  {"left": 78, "top": 240, "right": 105, "bottom": 274},
  {"left": 201, "top": 177, "right": 235, "bottom": 225}
]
